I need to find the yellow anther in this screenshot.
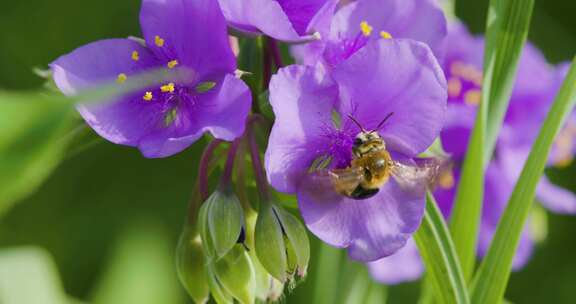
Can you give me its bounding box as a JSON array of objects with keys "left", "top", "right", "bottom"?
[
  {"left": 161, "top": 83, "right": 175, "bottom": 93},
  {"left": 132, "top": 51, "right": 140, "bottom": 61},
  {"left": 380, "top": 31, "right": 393, "bottom": 39},
  {"left": 450, "top": 61, "right": 466, "bottom": 77},
  {"left": 447, "top": 77, "right": 462, "bottom": 98},
  {"left": 143, "top": 91, "right": 153, "bottom": 101},
  {"left": 438, "top": 170, "right": 455, "bottom": 189},
  {"left": 360, "top": 21, "right": 373, "bottom": 36},
  {"left": 116, "top": 73, "right": 127, "bottom": 84},
  {"left": 154, "top": 35, "right": 165, "bottom": 47},
  {"left": 464, "top": 89, "right": 482, "bottom": 106},
  {"left": 167, "top": 60, "right": 178, "bottom": 69}
]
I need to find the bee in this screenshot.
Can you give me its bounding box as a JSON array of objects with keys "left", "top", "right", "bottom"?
[{"left": 310, "top": 113, "right": 440, "bottom": 200}]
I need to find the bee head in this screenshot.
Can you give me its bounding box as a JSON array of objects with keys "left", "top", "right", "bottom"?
[{"left": 352, "top": 131, "right": 385, "bottom": 157}]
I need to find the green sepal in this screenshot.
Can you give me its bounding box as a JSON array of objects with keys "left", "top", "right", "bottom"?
[
  {"left": 213, "top": 245, "right": 256, "bottom": 304},
  {"left": 274, "top": 206, "right": 310, "bottom": 277},
  {"left": 176, "top": 227, "right": 209, "bottom": 304},
  {"left": 255, "top": 202, "right": 288, "bottom": 282},
  {"left": 199, "top": 187, "right": 244, "bottom": 260}
]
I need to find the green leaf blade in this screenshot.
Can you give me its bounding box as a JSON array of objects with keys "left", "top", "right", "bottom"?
[
  {"left": 414, "top": 192, "right": 470, "bottom": 304},
  {"left": 471, "top": 58, "right": 576, "bottom": 304},
  {"left": 449, "top": 0, "right": 535, "bottom": 280}
]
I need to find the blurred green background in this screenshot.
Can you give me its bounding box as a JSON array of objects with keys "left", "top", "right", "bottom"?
[{"left": 0, "top": 0, "right": 575, "bottom": 303}]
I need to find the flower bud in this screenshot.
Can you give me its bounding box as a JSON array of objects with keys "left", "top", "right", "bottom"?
[
  {"left": 255, "top": 202, "right": 310, "bottom": 283},
  {"left": 199, "top": 186, "right": 245, "bottom": 259},
  {"left": 176, "top": 227, "right": 209, "bottom": 304},
  {"left": 208, "top": 244, "right": 256, "bottom": 304},
  {"left": 245, "top": 212, "right": 285, "bottom": 301}
]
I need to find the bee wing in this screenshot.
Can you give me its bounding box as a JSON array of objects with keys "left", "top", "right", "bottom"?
[
  {"left": 389, "top": 159, "right": 440, "bottom": 196},
  {"left": 299, "top": 168, "right": 364, "bottom": 201}
]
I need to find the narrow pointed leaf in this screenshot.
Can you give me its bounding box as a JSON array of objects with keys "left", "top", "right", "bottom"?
[
  {"left": 471, "top": 58, "right": 576, "bottom": 304},
  {"left": 414, "top": 192, "right": 469, "bottom": 304},
  {"left": 449, "top": 0, "right": 535, "bottom": 279}
]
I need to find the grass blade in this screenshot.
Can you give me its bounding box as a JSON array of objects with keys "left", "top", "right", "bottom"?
[
  {"left": 449, "top": 0, "right": 535, "bottom": 279},
  {"left": 471, "top": 58, "right": 576, "bottom": 304},
  {"left": 313, "top": 242, "right": 342, "bottom": 304},
  {"left": 414, "top": 192, "right": 470, "bottom": 304}
]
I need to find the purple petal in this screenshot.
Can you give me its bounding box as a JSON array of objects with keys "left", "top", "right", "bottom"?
[
  {"left": 293, "top": 0, "right": 447, "bottom": 67},
  {"left": 217, "top": 0, "right": 336, "bottom": 42},
  {"left": 51, "top": 39, "right": 163, "bottom": 146},
  {"left": 442, "top": 21, "right": 484, "bottom": 71},
  {"left": 366, "top": 238, "right": 423, "bottom": 284},
  {"left": 477, "top": 163, "right": 535, "bottom": 269},
  {"left": 298, "top": 177, "right": 425, "bottom": 261},
  {"left": 140, "top": 0, "right": 236, "bottom": 78},
  {"left": 332, "top": 39, "right": 447, "bottom": 157},
  {"left": 498, "top": 146, "right": 576, "bottom": 214},
  {"left": 440, "top": 104, "right": 475, "bottom": 160},
  {"left": 536, "top": 176, "right": 576, "bottom": 214},
  {"left": 138, "top": 74, "right": 251, "bottom": 158},
  {"left": 277, "top": 0, "right": 336, "bottom": 36},
  {"left": 265, "top": 64, "right": 339, "bottom": 193},
  {"left": 501, "top": 43, "right": 556, "bottom": 147}
]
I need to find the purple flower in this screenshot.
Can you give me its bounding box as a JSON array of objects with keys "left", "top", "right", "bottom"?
[
  {"left": 51, "top": 0, "right": 251, "bottom": 158},
  {"left": 367, "top": 21, "right": 574, "bottom": 284},
  {"left": 265, "top": 39, "right": 447, "bottom": 261},
  {"left": 216, "top": 0, "right": 339, "bottom": 42},
  {"left": 292, "top": 0, "right": 447, "bottom": 68}
]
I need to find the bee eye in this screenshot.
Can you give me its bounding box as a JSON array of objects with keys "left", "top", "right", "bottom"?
[{"left": 353, "top": 138, "right": 363, "bottom": 146}]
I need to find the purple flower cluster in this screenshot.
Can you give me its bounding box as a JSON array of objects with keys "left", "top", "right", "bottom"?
[
  {"left": 265, "top": 0, "right": 448, "bottom": 261},
  {"left": 49, "top": 0, "right": 575, "bottom": 288},
  {"left": 52, "top": 0, "right": 251, "bottom": 158}
]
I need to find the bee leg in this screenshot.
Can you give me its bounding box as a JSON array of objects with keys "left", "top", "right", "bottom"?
[{"left": 350, "top": 185, "right": 379, "bottom": 200}]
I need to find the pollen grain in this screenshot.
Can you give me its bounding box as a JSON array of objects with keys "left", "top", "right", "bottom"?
[
  {"left": 143, "top": 91, "right": 153, "bottom": 101},
  {"left": 167, "top": 60, "right": 178, "bottom": 69},
  {"left": 161, "top": 83, "right": 175, "bottom": 93},
  {"left": 154, "top": 35, "right": 165, "bottom": 47},
  {"left": 360, "top": 21, "right": 373, "bottom": 36},
  {"left": 116, "top": 73, "right": 127, "bottom": 84}
]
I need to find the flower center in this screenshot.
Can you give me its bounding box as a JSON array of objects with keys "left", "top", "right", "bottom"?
[
  {"left": 446, "top": 60, "right": 483, "bottom": 106},
  {"left": 324, "top": 21, "right": 392, "bottom": 67}
]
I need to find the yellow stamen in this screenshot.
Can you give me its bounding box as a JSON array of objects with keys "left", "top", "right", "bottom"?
[
  {"left": 143, "top": 91, "right": 153, "bottom": 101},
  {"left": 464, "top": 89, "right": 481, "bottom": 106},
  {"left": 161, "top": 83, "right": 175, "bottom": 93},
  {"left": 450, "top": 61, "right": 465, "bottom": 77},
  {"left": 360, "top": 21, "right": 373, "bottom": 36},
  {"left": 447, "top": 77, "right": 462, "bottom": 98},
  {"left": 167, "top": 60, "right": 178, "bottom": 69},
  {"left": 379, "top": 31, "right": 393, "bottom": 39},
  {"left": 131, "top": 51, "right": 140, "bottom": 61},
  {"left": 154, "top": 35, "right": 165, "bottom": 47},
  {"left": 439, "top": 170, "right": 455, "bottom": 189},
  {"left": 116, "top": 73, "right": 127, "bottom": 84}
]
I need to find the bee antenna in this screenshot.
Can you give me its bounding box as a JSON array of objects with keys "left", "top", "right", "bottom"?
[
  {"left": 373, "top": 112, "right": 394, "bottom": 132},
  {"left": 347, "top": 114, "right": 367, "bottom": 132}
]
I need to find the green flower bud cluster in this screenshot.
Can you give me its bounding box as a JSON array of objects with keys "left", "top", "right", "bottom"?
[{"left": 176, "top": 135, "right": 310, "bottom": 304}]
